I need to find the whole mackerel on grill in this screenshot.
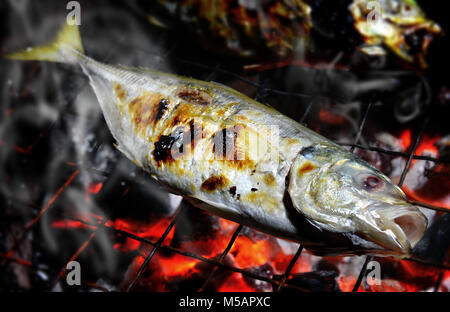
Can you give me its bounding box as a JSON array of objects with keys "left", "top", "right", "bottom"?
[{"left": 7, "top": 23, "right": 428, "bottom": 257}]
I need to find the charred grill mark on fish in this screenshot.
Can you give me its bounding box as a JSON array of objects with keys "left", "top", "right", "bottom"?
[
  {"left": 153, "top": 119, "right": 204, "bottom": 165},
  {"left": 169, "top": 103, "right": 189, "bottom": 127},
  {"left": 201, "top": 175, "right": 229, "bottom": 192},
  {"left": 155, "top": 98, "right": 169, "bottom": 122},
  {"left": 114, "top": 83, "right": 126, "bottom": 102},
  {"left": 177, "top": 85, "right": 213, "bottom": 105},
  {"left": 299, "top": 145, "right": 317, "bottom": 157},
  {"left": 211, "top": 124, "right": 254, "bottom": 169},
  {"left": 153, "top": 129, "right": 182, "bottom": 163},
  {"left": 128, "top": 92, "right": 166, "bottom": 136},
  {"left": 212, "top": 126, "right": 240, "bottom": 160}
]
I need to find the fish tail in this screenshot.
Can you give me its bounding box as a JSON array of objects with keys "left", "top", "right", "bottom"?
[{"left": 6, "top": 22, "right": 84, "bottom": 64}]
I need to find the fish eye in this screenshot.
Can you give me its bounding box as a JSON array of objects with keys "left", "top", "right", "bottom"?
[{"left": 362, "top": 175, "right": 383, "bottom": 191}]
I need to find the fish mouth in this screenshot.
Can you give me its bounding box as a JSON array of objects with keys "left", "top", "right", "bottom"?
[
  {"left": 393, "top": 212, "right": 426, "bottom": 248},
  {"left": 403, "top": 24, "right": 442, "bottom": 58},
  {"left": 359, "top": 203, "right": 428, "bottom": 256}
]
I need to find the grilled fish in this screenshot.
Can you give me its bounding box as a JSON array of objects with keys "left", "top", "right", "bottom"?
[
  {"left": 7, "top": 23, "right": 428, "bottom": 257},
  {"left": 146, "top": 0, "right": 441, "bottom": 68},
  {"left": 350, "top": 0, "right": 442, "bottom": 68}
]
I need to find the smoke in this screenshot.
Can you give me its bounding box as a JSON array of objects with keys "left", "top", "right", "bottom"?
[{"left": 0, "top": 0, "right": 178, "bottom": 286}]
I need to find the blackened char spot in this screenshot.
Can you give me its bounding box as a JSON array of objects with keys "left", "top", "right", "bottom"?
[
  {"left": 155, "top": 98, "right": 169, "bottom": 122},
  {"left": 153, "top": 135, "right": 176, "bottom": 162},
  {"left": 153, "top": 120, "right": 204, "bottom": 164},
  {"left": 300, "top": 145, "right": 317, "bottom": 157},
  {"left": 229, "top": 186, "right": 236, "bottom": 196},
  {"left": 201, "top": 175, "right": 228, "bottom": 192},
  {"left": 189, "top": 119, "right": 203, "bottom": 150},
  {"left": 251, "top": 188, "right": 258, "bottom": 192},
  {"left": 153, "top": 127, "right": 184, "bottom": 162},
  {"left": 212, "top": 125, "right": 243, "bottom": 160}
]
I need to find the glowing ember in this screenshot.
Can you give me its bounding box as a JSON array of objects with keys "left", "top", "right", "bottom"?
[
  {"left": 52, "top": 220, "right": 95, "bottom": 231},
  {"left": 156, "top": 253, "right": 200, "bottom": 278},
  {"left": 85, "top": 182, "right": 104, "bottom": 203},
  {"left": 414, "top": 134, "right": 440, "bottom": 160},
  {"left": 114, "top": 238, "right": 140, "bottom": 253},
  {"left": 106, "top": 218, "right": 174, "bottom": 244},
  {"left": 218, "top": 273, "right": 255, "bottom": 292},
  {"left": 87, "top": 182, "right": 103, "bottom": 194},
  {"left": 395, "top": 129, "right": 449, "bottom": 209},
  {"left": 318, "top": 108, "right": 348, "bottom": 126},
  {"left": 232, "top": 237, "right": 273, "bottom": 268},
  {"left": 399, "top": 129, "right": 412, "bottom": 150},
  {"left": 50, "top": 203, "right": 448, "bottom": 292}
]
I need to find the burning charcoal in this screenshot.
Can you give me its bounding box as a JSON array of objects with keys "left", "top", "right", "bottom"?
[
  {"left": 153, "top": 253, "right": 237, "bottom": 292},
  {"left": 170, "top": 203, "right": 223, "bottom": 252},
  {"left": 441, "top": 274, "right": 450, "bottom": 292},
  {"left": 316, "top": 258, "right": 340, "bottom": 273},
  {"left": 278, "top": 271, "right": 341, "bottom": 292},
  {"left": 366, "top": 257, "right": 443, "bottom": 291},
  {"left": 437, "top": 135, "right": 450, "bottom": 160},
  {"left": 398, "top": 133, "right": 449, "bottom": 214},
  {"left": 413, "top": 213, "right": 450, "bottom": 266},
  {"left": 186, "top": 254, "right": 237, "bottom": 292},
  {"left": 354, "top": 132, "right": 404, "bottom": 175},
  {"left": 242, "top": 263, "right": 274, "bottom": 292}
]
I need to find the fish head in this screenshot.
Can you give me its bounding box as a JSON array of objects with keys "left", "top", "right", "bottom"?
[
  {"left": 350, "top": 0, "right": 442, "bottom": 67},
  {"left": 288, "top": 144, "right": 427, "bottom": 256}
]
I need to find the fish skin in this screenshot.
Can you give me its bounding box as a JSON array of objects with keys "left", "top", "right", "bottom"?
[
  {"left": 103, "top": 64, "right": 319, "bottom": 239},
  {"left": 6, "top": 23, "right": 428, "bottom": 257}
]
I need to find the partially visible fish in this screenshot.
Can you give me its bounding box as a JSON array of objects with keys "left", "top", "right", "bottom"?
[
  {"left": 146, "top": 0, "right": 441, "bottom": 67},
  {"left": 7, "top": 22, "right": 428, "bottom": 257},
  {"left": 146, "top": 0, "right": 312, "bottom": 58},
  {"left": 350, "top": 0, "right": 442, "bottom": 67}
]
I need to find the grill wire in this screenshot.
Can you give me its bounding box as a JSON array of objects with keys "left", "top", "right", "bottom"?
[{"left": 1, "top": 0, "right": 449, "bottom": 293}]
